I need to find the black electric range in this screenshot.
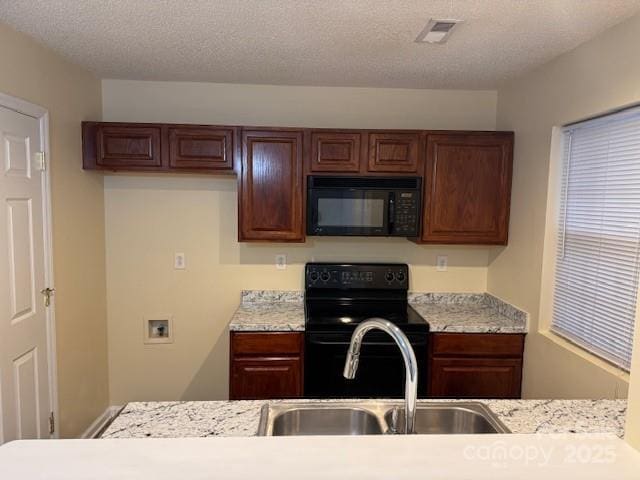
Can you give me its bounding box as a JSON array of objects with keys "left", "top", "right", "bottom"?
[{"left": 304, "top": 263, "right": 429, "bottom": 398}]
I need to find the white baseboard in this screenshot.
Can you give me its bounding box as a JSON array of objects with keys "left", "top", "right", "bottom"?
[{"left": 81, "top": 405, "right": 123, "bottom": 439}]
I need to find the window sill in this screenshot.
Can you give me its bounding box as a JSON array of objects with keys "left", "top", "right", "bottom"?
[{"left": 538, "top": 329, "right": 631, "bottom": 383}]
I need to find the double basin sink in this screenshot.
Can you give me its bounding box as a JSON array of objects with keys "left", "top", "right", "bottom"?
[{"left": 257, "top": 401, "right": 510, "bottom": 436}]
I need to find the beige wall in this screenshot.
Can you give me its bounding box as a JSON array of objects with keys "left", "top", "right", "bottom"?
[
  {"left": 628, "top": 312, "right": 640, "bottom": 448},
  {"left": 102, "top": 80, "right": 497, "bottom": 403},
  {"left": 490, "top": 13, "right": 640, "bottom": 400},
  {"left": 0, "top": 23, "right": 108, "bottom": 437}
]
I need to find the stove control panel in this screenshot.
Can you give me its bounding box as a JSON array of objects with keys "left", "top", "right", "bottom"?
[{"left": 305, "top": 263, "right": 409, "bottom": 290}]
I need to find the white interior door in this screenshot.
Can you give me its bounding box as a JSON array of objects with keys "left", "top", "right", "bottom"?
[{"left": 0, "top": 106, "right": 52, "bottom": 443}]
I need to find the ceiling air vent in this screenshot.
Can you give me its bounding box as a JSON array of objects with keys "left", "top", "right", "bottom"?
[{"left": 415, "top": 18, "right": 463, "bottom": 44}]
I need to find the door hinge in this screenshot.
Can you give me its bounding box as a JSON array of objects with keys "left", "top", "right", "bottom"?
[
  {"left": 35, "top": 151, "right": 46, "bottom": 171},
  {"left": 49, "top": 411, "right": 55, "bottom": 434}
]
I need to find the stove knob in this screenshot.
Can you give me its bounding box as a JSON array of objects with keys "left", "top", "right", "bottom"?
[
  {"left": 320, "top": 271, "right": 331, "bottom": 282},
  {"left": 396, "top": 272, "right": 406, "bottom": 283},
  {"left": 385, "top": 272, "right": 395, "bottom": 282},
  {"left": 309, "top": 271, "right": 319, "bottom": 282}
]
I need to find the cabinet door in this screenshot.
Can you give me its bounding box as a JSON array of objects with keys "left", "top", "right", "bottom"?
[
  {"left": 422, "top": 133, "right": 513, "bottom": 244},
  {"left": 95, "top": 124, "right": 162, "bottom": 169},
  {"left": 230, "top": 357, "right": 302, "bottom": 400},
  {"left": 240, "top": 130, "right": 304, "bottom": 241},
  {"left": 169, "top": 127, "right": 234, "bottom": 171},
  {"left": 310, "top": 131, "right": 362, "bottom": 172},
  {"left": 429, "top": 357, "right": 522, "bottom": 398},
  {"left": 367, "top": 132, "right": 421, "bottom": 173}
]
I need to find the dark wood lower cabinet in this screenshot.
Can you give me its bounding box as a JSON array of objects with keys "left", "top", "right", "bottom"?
[
  {"left": 427, "top": 333, "right": 525, "bottom": 399},
  {"left": 231, "top": 357, "right": 302, "bottom": 400},
  {"left": 429, "top": 357, "right": 523, "bottom": 398},
  {"left": 229, "top": 331, "right": 523, "bottom": 400},
  {"left": 229, "top": 332, "right": 303, "bottom": 400}
]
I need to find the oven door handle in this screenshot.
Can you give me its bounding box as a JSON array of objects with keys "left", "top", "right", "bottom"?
[{"left": 388, "top": 192, "right": 395, "bottom": 234}]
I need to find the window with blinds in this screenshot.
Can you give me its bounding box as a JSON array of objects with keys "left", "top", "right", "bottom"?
[{"left": 552, "top": 107, "right": 640, "bottom": 371}]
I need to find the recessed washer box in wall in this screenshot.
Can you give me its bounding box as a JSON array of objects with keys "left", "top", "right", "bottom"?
[{"left": 144, "top": 316, "right": 174, "bottom": 344}]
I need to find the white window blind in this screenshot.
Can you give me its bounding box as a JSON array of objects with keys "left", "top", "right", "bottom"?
[{"left": 552, "top": 107, "right": 640, "bottom": 371}]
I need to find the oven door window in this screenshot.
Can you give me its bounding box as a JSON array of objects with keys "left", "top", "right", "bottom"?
[{"left": 309, "top": 190, "right": 388, "bottom": 235}]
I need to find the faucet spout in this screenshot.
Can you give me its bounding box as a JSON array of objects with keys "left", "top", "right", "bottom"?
[
  {"left": 343, "top": 350, "right": 359, "bottom": 379},
  {"left": 343, "top": 318, "right": 418, "bottom": 434}
]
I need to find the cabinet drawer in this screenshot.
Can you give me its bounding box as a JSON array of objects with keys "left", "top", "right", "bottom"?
[
  {"left": 231, "top": 332, "right": 303, "bottom": 355},
  {"left": 430, "top": 333, "right": 524, "bottom": 357}
]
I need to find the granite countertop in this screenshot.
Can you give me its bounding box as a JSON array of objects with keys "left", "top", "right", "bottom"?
[
  {"left": 101, "top": 399, "right": 626, "bottom": 439},
  {"left": 229, "top": 291, "right": 305, "bottom": 332},
  {"left": 229, "top": 290, "right": 527, "bottom": 334},
  {"left": 408, "top": 292, "right": 528, "bottom": 333}
]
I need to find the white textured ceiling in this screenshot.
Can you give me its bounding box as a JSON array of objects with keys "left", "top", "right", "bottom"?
[{"left": 1, "top": 1, "right": 640, "bottom": 89}]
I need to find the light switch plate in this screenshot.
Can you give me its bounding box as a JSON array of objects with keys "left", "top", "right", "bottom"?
[{"left": 436, "top": 255, "right": 448, "bottom": 272}]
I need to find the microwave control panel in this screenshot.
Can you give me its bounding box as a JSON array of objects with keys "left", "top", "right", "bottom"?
[{"left": 391, "top": 191, "right": 419, "bottom": 236}]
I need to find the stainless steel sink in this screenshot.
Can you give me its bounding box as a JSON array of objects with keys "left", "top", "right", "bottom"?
[
  {"left": 270, "top": 408, "right": 384, "bottom": 436},
  {"left": 257, "top": 401, "right": 510, "bottom": 436},
  {"left": 384, "top": 403, "right": 509, "bottom": 434}
]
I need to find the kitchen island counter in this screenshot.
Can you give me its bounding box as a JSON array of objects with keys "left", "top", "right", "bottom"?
[
  {"left": 101, "top": 399, "right": 626, "bottom": 439},
  {"left": 3, "top": 433, "right": 639, "bottom": 480}
]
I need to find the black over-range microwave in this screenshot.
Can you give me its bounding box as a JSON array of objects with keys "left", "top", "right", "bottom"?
[{"left": 306, "top": 176, "right": 422, "bottom": 236}]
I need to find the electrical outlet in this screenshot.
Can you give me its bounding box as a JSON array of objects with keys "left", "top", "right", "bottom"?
[
  {"left": 436, "top": 255, "right": 448, "bottom": 272},
  {"left": 275, "top": 254, "right": 287, "bottom": 270},
  {"left": 174, "top": 252, "right": 186, "bottom": 270}
]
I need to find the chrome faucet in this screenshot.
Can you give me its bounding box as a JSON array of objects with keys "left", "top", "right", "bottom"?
[{"left": 343, "top": 318, "right": 418, "bottom": 434}]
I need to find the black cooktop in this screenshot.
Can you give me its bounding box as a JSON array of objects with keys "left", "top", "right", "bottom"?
[
  {"left": 305, "top": 300, "right": 428, "bottom": 332},
  {"left": 304, "top": 263, "right": 428, "bottom": 333}
]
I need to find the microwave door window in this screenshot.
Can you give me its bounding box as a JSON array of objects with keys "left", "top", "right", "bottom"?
[{"left": 317, "top": 197, "right": 385, "bottom": 228}]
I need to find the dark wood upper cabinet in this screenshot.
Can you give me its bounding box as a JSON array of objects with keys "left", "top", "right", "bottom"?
[
  {"left": 239, "top": 129, "right": 304, "bottom": 242},
  {"left": 367, "top": 132, "right": 421, "bottom": 173},
  {"left": 421, "top": 132, "right": 513, "bottom": 244},
  {"left": 82, "top": 122, "right": 236, "bottom": 173},
  {"left": 83, "top": 122, "right": 514, "bottom": 245},
  {"left": 309, "top": 131, "right": 362, "bottom": 173},
  {"left": 83, "top": 122, "right": 163, "bottom": 170},
  {"left": 168, "top": 127, "right": 234, "bottom": 170}
]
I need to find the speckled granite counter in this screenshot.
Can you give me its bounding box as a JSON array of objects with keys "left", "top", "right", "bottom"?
[
  {"left": 101, "top": 399, "right": 626, "bottom": 439},
  {"left": 229, "top": 290, "right": 527, "bottom": 333},
  {"left": 408, "top": 292, "right": 528, "bottom": 333},
  {"left": 229, "top": 291, "right": 305, "bottom": 332}
]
